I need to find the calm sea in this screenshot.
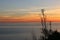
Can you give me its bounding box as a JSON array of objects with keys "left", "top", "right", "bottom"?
[{"left": 0, "top": 22, "right": 60, "bottom": 40}]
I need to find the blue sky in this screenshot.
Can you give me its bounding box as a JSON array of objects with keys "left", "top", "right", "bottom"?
[
  {"left": 0, "top": 0, "right": 60, "bottom": 19},
  {"left": 0, "top": 0, "right": 60, "bottom": 11}
]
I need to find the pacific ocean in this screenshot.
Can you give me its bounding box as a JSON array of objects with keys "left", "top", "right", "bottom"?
[{"left": 0, "top": 22, "right": 60, "bottom": 40}]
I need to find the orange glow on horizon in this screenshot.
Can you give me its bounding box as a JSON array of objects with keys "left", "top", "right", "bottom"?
[
  {"left": 1, "top": 8, "right": 60, "bottom": 23},
  {"left": 0, "top": 15, "right": 60, "bottom": 23}
]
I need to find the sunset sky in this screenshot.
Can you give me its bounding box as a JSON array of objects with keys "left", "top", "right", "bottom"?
[{"left": 0, "top": 0, "right": 60, "bottom": 22}]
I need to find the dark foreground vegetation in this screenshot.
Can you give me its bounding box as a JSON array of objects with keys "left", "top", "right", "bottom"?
[
  {"left": 40, "top": 28, "right": 60, "bottom": 40},
  {"left": 46, "top": 30, "right": 60, "bottom": 40},
  {"left": 40, "top": 9, "right": 60, "bottom": 40},
  {"left": 39, "top": 9, "right": 60, "bottom": 40}
]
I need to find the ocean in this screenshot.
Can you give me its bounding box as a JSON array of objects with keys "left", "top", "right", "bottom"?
[{"left": 0, "top": 22, "right": 60, "bottom": 40}]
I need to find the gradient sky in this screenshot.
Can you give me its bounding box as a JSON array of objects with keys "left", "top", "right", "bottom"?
[{"left": 0, "top": 0, "right": 60, "bottom": 22}]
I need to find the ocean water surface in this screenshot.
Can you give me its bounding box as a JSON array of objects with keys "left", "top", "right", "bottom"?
[{"left": 0, "top": 22, "right": 60, "bottom": 40}]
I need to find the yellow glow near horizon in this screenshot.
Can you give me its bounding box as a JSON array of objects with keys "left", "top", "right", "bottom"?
[{"left": 0, "top": 8, "right": 60, "bottom": 22}]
